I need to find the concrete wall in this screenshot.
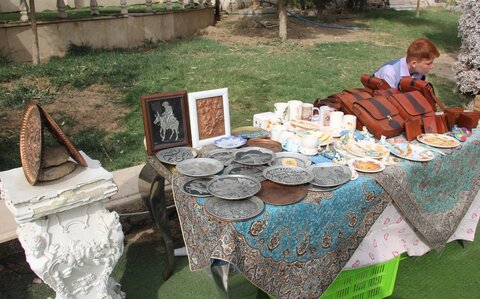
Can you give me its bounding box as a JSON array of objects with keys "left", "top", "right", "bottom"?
[
  {"left": 0, "top": 8, "right": 214, "bottom": 62},
  {"left": 0, "top": 0, "right": 149, "bottom": 13}
]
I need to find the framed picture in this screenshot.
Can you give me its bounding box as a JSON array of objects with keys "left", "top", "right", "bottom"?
[
  {"left": 188, "top": 88, "right": 231, "bottom": 148},
  {"left": 141, "top": 91, "right": 191, "bottom": 155}
]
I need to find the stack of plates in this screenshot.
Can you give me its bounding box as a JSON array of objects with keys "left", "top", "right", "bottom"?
[
  {"left": 204, "top": 175, "right": 264, "bottom": 222},
  {"left": 307, "top": 163, "right": 352, "bottom": 192}
]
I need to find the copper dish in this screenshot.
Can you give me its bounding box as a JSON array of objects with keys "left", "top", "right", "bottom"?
[
  {"left": 256, "top": 181, "right": 307, "bottom": 205},
  {"left": 246, "top": 139, "right": 283, "bottom": 153},
  {"left": 38, "top": 104, "right": 87, "bottom": 167},
  {"left": 19, "top": 103, "right": 43, "bottom": 185}
]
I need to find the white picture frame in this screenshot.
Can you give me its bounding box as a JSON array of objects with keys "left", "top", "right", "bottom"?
[{"left": 188, "top": 88, "right": 231, "bottom": 149}]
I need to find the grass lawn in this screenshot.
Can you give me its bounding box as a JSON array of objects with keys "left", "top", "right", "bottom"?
[{"left": 0, "top": 7, "right": 470, "bottom": 171}]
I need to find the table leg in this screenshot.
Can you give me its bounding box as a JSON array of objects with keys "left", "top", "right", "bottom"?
[
  {"left": 149, "top": 176, "right": 175, "bottom": 280},
  {"left": 138, "top": 164, "right": 176, "bottom": 280},
  {"left": 210, "top": 259, "right": 230, "bottom": 297}
]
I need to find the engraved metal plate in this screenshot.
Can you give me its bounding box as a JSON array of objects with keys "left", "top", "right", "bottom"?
[
  {"left": 263, "top": 166, "right": 313, "bottom": 185},
  {"left": 308, "top": 163, "right": 352, "bottom": 187},
  {"left": 176, "top": 158, "right": 224, "bottom": 177},
  {"left": 269, "top": 152, "right": 312, "bottom": 168},
  {"left": 38, "top": 104, "right": 87, "bottom": 167},
  {"left": 206, "top": 149, "right": 236, "bottom": 166},
  {"left": 204, "top": 196, "right": 264, "bottom": 222},
  {"left": 233, "top": 147, "right": 275, "bottom": 166},
  {"left": 156, "top": 147, "right": 198, "bottom": 165},
  {"left": 224, "top": 162, "right": 267, "bottom": 182},
  {"left": 19, "top": 103, "right": 43, "bottom": 185},
  {"left": 207, "top": 175, "right": 261, "bottom": 200},
  {"left": 180, "top": 177, "right": 213, "bottom": 197}
]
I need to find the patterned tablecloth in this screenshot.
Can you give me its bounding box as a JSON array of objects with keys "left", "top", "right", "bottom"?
[
  {"left": 371, "top": 129, "right": 480, "bottom": 251},
  {"left": 172, "top": 129, "right": 480, "bottom": 298},
  {"left": 173, "top": 175, "right": 390, "bottom": 298}
]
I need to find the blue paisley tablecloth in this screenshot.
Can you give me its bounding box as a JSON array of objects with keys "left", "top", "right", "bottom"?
[
  {"left": 173, "top": 174, "right": 391, "bottom": 298},
  {"left": 172, "top": 129, "right": 480, "bottom": 298},
  {"left": 371, "top": 129, "right": 480, "bottom": 251}
]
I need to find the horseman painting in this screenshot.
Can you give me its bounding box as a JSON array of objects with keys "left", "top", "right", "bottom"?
[
  {"left": 141, "top": 91, "right": 191, "bottom": 155},
  {"left": 154, "top": 102, "right": 180, "bottom": 142}
]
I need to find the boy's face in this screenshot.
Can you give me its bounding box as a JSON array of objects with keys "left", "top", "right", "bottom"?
[{"left": 411, "top": 58, "right": 435, "bottom": 75}]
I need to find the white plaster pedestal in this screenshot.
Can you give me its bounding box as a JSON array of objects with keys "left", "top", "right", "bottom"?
[{"left": 0, "top": 153, "right": 125, "bottom": 299}]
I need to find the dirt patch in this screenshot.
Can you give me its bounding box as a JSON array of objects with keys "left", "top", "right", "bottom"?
[
  {"left": 1, "top": 82, "right": 127, "bottom": 137},
  {"left": 198, "top": 14, "right": 378, "bottom": 48}
]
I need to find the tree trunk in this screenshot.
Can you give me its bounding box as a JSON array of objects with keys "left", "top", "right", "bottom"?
[
  {"left": 279, "top": 0, "right": 287, "bottom": 42},
  {"left": 416, "top": 0, "right": 421, "bottom": 17},
  {"left": 29, "top": 0, "right": 40, "bottom": 65}
]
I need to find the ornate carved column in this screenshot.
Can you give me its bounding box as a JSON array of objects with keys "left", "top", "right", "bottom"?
[
  {"left": 120, "top": 0, "right": 128, "bottom": 15},
  {"left": 57, "top": 0, "right": 67, "bottom": 18},
  {"left": 19, "top": 0, "right": 29, "bottom": 22},
  {"left": 145, "top": 0, "right": 153, "bottom": 12},
  {"left": 1, "top": 153, "right": 125, "bottom": 299},
  {"left": 90, "top": 0, "right": 100, "bottom": 16}
]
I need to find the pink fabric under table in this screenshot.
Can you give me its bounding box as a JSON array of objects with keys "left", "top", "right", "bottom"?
[{"left": 345, "top": 190, "right": 480, "bottom": 269}]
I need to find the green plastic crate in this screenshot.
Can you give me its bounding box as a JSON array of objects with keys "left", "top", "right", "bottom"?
[{"left": 320, "top": 256, "right": 401, "bottom": 299}]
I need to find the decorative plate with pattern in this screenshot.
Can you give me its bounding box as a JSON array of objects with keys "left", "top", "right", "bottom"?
[
  {"left": 233, "top": 147, "right": 275, "bottom": 165},
  {"left": 207, "top": 175, "right": 261, "bottom": 200},
  {"left": 204, "top": 196, "right": 264, "bottom": 222},
  {"left": 176, "top": 158, "right": 224, "bottom": 177},
  {"left": 263, "top": 166, "right": 313, "bottom": 185},
  {"left": 156, "top": 147, "right": 198, "bottom": 165},
  {"left": 308, "top": 163, "right": 352, "bottom": 187},
  {"left": 224, "top": 162, "right": 267, "bottom": 182}
]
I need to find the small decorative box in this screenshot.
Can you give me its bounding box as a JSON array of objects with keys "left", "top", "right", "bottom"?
[{"left": 253, "top": 112, "right": 281, "bottom": 131}]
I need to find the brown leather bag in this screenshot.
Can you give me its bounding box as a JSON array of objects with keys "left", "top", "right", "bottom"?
[
  {"left": 352, "top": 96, "right": 405, "bottom": 139},
  {"left": 360, "top": 74, "right": 391, "bottom": 90},
  {"left": 404, "top": 118, "right": 422, "bottom": 141},
  {"left": 399, "top": 78, "right": 446, "bottom": 112},
  {"left": 373, "top": 88, "right": 402, "bottom": 97},
  {"left": 387, "top": 91, "right": 436, "bottom": 132},
  {"left": 435, "top": 114, "right": 449, "bottom": 134},
  {"left": 314, "top": 91, "right": 371, "bottom": 115},
  {"left": 457, "top": 111, "right": 480, "bottom": 130}
]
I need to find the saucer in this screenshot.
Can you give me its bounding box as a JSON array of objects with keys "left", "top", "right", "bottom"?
[{"left": 300, "top": 147, "right": 318, "bottom": 156}]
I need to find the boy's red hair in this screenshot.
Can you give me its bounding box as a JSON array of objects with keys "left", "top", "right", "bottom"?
[{"left": 406, "top": 38, "right": 440, "bottom": 62}]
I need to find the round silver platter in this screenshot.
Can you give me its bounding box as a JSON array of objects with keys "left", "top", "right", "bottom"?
[
  {"left": 207, "top": 175, "right": 261, "bottom": 200},
  {"left": 224, "top": 162, "right": 267, "bottom": 182},
  {"left": 176, "top": 158, "right": 224, "bottom": 177},
  {"left": 233, "top": 147, "right": 275, "bottom": 166},
  {"left": 204, "top": 196, "right": 265, "bottom": 222},
  {"left": 269, "top": 152, "right": 312, "bottom": 168},
  {"left": 206, "top": 149, "right": 237, "bottom": 166},
  {"left": 179, "top": 177, "right": 213, "bottom": 197},
  {"left": 156, "top": 147, "right": 198, "bottom": 165},
  {"left": 263, "top": 165, "right": 314, "bottom": 185},
  {"left": 308, "top": 163, "right": 351, "bottom": 187}
]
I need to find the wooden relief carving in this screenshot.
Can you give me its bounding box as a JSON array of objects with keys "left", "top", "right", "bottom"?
[{"left": 196, "top": 96, "right": 225, "bottom": 140}]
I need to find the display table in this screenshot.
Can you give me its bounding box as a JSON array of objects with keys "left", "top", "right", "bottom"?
[
  {"left": 171, "top": 129, "right": 480, "bottom": 298},
  {"left": 0, "top": 153, "right": 125, "bottom": 299}
]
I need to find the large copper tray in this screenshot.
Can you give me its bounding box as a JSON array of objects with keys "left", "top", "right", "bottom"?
[
  {"left": 38, "top": 104, "right": 87, "bottom": 167},
  {"left": 256, "top": 180, "right": 307, "bottom": 205},
  {"left": 19, "top": 103, "right": 43, "bottom": 185},
  {"left": 246, "top": 139, "right": 282, "bottom": 153}
]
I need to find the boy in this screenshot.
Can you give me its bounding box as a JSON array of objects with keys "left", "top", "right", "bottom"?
[{"left": 374, "top": 38, "right": 440, "bottom": 89}]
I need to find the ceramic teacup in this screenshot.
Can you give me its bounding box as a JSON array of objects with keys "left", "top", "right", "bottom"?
[{"left": 282, "top": 136, "right": 302, "bottom": 153}]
